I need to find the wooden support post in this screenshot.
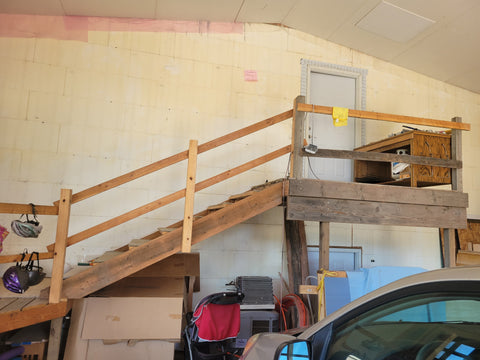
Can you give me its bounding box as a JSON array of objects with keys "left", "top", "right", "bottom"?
[
  {"left": 49, "top": 189, "right": 72, "bottom": 304},
  {"left": 47, "top": 317, "right": 63, "bottom": 360},
  {"left": 451, "top": 117, "right": 463, "bottom": 192},
  {"left": 182, "top": 140, "right": 198, "bottom": 253},
  {"left": 443, "top": 228, "right": 457, "bottom": 267},
  {"left": 443, "top": 117, "right": 463, "bottom": 267},
  {"left": 290, "top": 95, "right": 306, "bottom": 179},
  {"left": 319, "top": 222, "right": 330, "bottom": 270},
  {"left": 284, "top": 208, "right": 309, "bottom": 294}
]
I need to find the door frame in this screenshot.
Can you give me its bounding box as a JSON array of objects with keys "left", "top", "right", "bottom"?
[{"left": 300, "top": 59, "right": 368, "bottom": 171}]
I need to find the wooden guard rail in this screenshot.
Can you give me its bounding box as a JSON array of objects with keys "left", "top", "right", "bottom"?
[{"left": 0, "top": 109, "right": 293, "bottom": 272}]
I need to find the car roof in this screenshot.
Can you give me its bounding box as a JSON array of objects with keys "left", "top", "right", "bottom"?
[{"left": 299, "top": 266, "right": 480, "bottom": 339}]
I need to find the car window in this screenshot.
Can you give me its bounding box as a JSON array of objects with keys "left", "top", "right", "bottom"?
[{"left": 325, "top": 293, "right": 480, "bottom": 360}]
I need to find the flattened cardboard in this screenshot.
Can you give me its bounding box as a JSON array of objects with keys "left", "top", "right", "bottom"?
[
  {"left": 81, "top": 297, "right": 183, "bottom": 340},
  {"left": 86, "top": 340, "right": 174, "bottom": 360},
  {"left": 91, "top": 276, "right": 185, "bottom": 298}
]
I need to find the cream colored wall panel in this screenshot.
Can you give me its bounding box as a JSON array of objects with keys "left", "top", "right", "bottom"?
[
  {"left": 0, "top": 149, "right": 22, "bottom": 181},
  {"left": 24, "top": 61, "right": 66, "bottom": 94},
  {"left": 88, "top": 31, "right": 110, "bottom": 46},
  {"left": 108, "top": 31, "right": 134, "bottom": 50},
  {"left": 0, "top": 58, "right": 26, "bottom": 90},
  {"left": 15, "top": 121, "right": 59, "bottom": 153},
  {"left": 27, "top": 91, "right": 72, "bottom": 124},
  {"left": 0, "top": 37, "right": 35, "bottom": 61},
  {"left": 243, "top": 24, "right": 289, "bottom": 51},
  {"left": 0, "top": 87, "right": 28, "bottom": 120},
  {"left": 130, "top": 31, "right": 163, "bottom": 54},
  {"left": 158, "top": 32, "right": 176, "bottom": 56},
  {"left": 129, "top": 51, "right": 169, "bottom": 82}
]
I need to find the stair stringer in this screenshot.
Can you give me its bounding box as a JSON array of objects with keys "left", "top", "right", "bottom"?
[{"left": 59, "top": 181, "right": 284, "bottom": 299}]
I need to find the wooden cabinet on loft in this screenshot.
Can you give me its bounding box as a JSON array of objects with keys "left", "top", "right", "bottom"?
[{"left": 354, "top": 130, "right": 451, "bottom": 187}]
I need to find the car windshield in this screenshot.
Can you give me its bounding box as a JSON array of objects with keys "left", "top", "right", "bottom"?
[{"left": 326, "top": 292, "right": 480, "bottom": 360}]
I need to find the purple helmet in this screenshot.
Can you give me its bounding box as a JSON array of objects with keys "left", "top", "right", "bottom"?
[{"left": 2, "top": 266, "right": 30, "bottom": 294}]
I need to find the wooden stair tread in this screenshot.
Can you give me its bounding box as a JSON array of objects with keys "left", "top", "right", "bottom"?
[{"left": 90, "top": 251, "right": 124, "bottom": 264}]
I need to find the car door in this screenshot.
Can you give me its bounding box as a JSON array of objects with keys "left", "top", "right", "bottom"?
[{"left": 307, "top": 281, "right": 480, "bottom": 360}]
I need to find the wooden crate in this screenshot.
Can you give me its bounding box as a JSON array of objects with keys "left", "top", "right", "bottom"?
[{"left": 354, "top": 130, "right": 451, "bottom": 187}]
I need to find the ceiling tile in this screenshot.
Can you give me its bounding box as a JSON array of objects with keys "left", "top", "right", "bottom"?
[
  {"left": 61, "top": 0, "right": 157, "bottom": 19},
  {"left": 236, "top": 0, "right": 296, "bottom": 24},
  {"left": 393, "top": 5, "right": 480, "bottom": 82},
  {"left": 0, "top": 0, "right": 65, "bottom": 15},
  {"left": 356, "top": 1, "right": 435, "bottom": 43},
  {"left": 155, "top": 0, "right": 243, "bottom": 22},
  {"left": 282, "top": 0, "right": 366, "bottom": 39}
]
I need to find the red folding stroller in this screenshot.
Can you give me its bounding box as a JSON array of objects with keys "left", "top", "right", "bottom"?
[{"left": 184, "top": 291, "right": 244, "bottom": 360}]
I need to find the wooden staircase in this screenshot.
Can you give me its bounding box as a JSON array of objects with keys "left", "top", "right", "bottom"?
[
  {"left": 52, "top": 180, "right": 285, "bottom": 299},
  {"left": 0, "top": 180, "right": 286, "bottom": 333}
]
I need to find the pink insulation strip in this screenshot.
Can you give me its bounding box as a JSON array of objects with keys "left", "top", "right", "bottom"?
[{"left": 0, "top": 14, "right": 244, "bottom": 41}]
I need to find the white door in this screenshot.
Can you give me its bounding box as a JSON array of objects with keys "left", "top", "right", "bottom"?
[{"left": 307, "top": 72, "right": 357, "bottom": 182}]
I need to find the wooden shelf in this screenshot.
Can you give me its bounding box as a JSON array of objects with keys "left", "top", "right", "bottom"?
[{"left": 354, "top": 130, "right": 451, "bottom": 187}]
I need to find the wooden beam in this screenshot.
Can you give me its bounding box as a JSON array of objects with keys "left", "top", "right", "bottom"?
[
  {"left": 443, "top": 228, "right": 457, "bottom": 267},
  {"left": 290, "top": 95, "right": 306, "bottom": 178},
  {"left": 457, "top": 250, "right": 480, "bottom": 266},
  {"left": 287, "top": 196, "right": 467, "bottom": 229},
  {"left": 57, "top": 110, "right": 292, "bottom": 206},
  {"left": 297, "top": 103, "right": 471, "bottom": 131},
  {"left": 182, "top": 140, "right": 198, "bottom": 253},
  {"left": 451, "top": 117, "right": 463, "bottom": 192},
  {"left": 51, "top": 182, "right": 283, "bottom": 299},
  {"left": 49, "top": 189, "right": 72, "bottom": 304},
  {"left": 0, "top": 203, "right": 58, "bottom": 215},
  {"left": 47, "top": 317, "right": 63, "bottom": 360},
  {"left": 0, "top": 299, "right": 71, "bottom": 333},
  {"left": 284, "top": 209, "right": 309, "bottom": 295},
  {"left": 319, "top": 222, "right": 330, "bottom": 270},
  {"left": 0, "top": 252, "right": 54, "bottom": 264},
  {"left": 288, "top": 179, "right": 468, "bottom": 208},
  {"left": 302, "top": 148, "right": 462, "bottom": 169}
]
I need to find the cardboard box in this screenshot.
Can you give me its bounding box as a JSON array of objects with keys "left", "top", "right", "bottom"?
[
  {"left": 64, "top": 298, "right": 182, "bottom": 360},
  {"left": 85, "top": 340, "right": 174, "bottom": 360},
  {"left": 81, "top": 297, "right": 183, "bottom": 340}
]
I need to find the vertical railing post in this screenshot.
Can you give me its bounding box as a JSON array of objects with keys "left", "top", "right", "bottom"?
[
  {"left": 182, "top": 140, "right": 198, "bottom": 253},
  {"left": 443, "top": 116, "right": 463, "bottom": 267},
  {"left": 290, "top": 95, "right": 306, "bottom": 178},
  {"left": 49, "top": 188, "right": 72, "bottom": 303}
]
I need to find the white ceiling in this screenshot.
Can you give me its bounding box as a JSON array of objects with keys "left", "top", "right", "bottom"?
[{"left": 2, "top": 0, "right": 480, "bottom": 94}]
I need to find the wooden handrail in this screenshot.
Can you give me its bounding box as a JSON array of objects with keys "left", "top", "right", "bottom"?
[
  {"left": 55, "top": 109, "right": 293, "bottom": 206},
  {"left": 0, "top": 203, "right": 58, "bottom": 215},
  {"left": 46, "top": 145, "right": 291, "bottom": 251},
  {"left": 297, "top": 103, "right": 471, "bottom": 131},
  {"left": 0, "top": 252, "right": 54, "bottom": 264}
]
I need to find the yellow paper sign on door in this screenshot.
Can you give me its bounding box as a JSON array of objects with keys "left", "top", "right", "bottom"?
[{"left": 332, "top": 107, "right": 348, "bottom": 127}]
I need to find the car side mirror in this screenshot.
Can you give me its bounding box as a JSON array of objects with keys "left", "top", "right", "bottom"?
[{"left": 275, "top": 340, "right": 311, "bottom": 360}]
